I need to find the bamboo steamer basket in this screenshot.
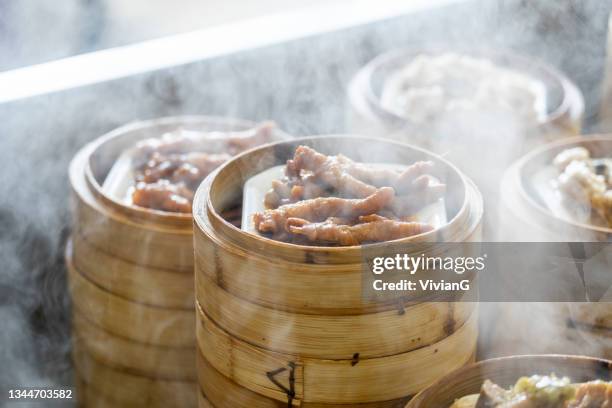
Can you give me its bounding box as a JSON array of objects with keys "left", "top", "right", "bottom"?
[
  {"left": 193, "top": 136, "right": 483, "bottom": 405},
  {"left": 68, "top": 115, "right": 288, "bottom": 310},
  {"left": 406, "top": 354, "right": 611, "bottom": 407},
  {"left": 69, "top": 116, "right": 270, "bottom": 275},
  {"left": 193, "top": 136, "right": 483, "bottom": 313},
  {"left": 197, "top": 301, "right": 477, "bottom": 404},
  {"left": 70, "top": 116, "right": 258, "bottom": 272},
  {"left": 74, "top": 345, "right": 196, "bottom": 408},
  {"left": 494, "top": 135, "right": 612, "bottom": 358},
  {"left": 68, "top": 116, "right": 288, "bottom": 406}
]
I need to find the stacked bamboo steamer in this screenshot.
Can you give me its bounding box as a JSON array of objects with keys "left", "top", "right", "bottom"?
[
  {"left": 493, "top": 135, "right": 612, "bottom": 359},
  {"left": 67, "top": 116, "right": 272, "bottom": 407},
  {"left": 193, "top": 136, "right": 483, "bottom": 406}
]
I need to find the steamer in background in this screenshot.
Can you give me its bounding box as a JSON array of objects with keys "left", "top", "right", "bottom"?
[{"left": 66, "top": 116, "right": 286, "bottom": 407}]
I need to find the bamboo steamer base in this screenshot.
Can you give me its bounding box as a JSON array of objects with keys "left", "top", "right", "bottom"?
[
  {"left": 196, "top": 302, "right": 478, "bottom": 404},
  {"left": 197, "top": 351, "right": 411, "bottom": 408},
  {"left": 73, "top": 312, "right": 196, "bottom": 381},
  {"left": 67, "top": 252, "right": 194, "bottom": 347},
  {"left": 74, "top": 345, "right": 196, "bottom": 408},
  {"left": 72, "top": 234, "right": 193, "bottom": 309},
  {"left": 196, "top": 274, "right": 475, "bottom": 360}
]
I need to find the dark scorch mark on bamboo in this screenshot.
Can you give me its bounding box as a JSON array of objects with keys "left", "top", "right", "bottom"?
[{"left": 443, "top": 303, "right": 456, "bottom": 336}]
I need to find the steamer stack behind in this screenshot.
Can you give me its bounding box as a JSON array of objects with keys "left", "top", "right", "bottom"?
[{"left": 67, "top": 117, "right": 268, "bottom": 407}]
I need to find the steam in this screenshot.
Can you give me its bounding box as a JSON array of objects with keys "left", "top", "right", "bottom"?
[
  {"left": 0, "top": 0, "right": 611, "bottom": 404},
  {"left": 0, "top": 203, "right": 72, "bottom": 395}
]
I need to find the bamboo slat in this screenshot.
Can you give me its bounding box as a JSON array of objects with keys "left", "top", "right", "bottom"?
[
  {"left": 67, "top": 253, "right": 194, "bottom": 348},
  {"left": 72, "top": 234, "right": 193, "bottom": 309},
  {"left": 72, "top": 312, "right": 196, "bottom": 381},
  {"left": 196, "top": 349, "right": 411, "bottom": 408},
  {"left": 196, "top": 273, "right": 475, "bottom": 359},
  {"left": 196, "top": 302, "right": 478, "bottom": 404},
  {"left": 74, "top": 345, "right": 196, "bottom": 407},
  {"left": 198, "top": 390, "right": 215, "bottom": 408}
]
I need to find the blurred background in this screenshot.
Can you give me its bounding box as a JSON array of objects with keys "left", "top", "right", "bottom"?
[
  {"left": 1, "top": 0, "right": 612, "bottom": 405},
  {"left": 0, "top": 0, "right": 341, "bottom": 71}
]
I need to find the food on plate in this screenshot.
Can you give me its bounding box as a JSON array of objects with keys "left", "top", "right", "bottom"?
[
  {"left": 451, "top": 375, "right": 612, "bottom": 408},
  {"left": 130, "top": 122, "right": 275, "bottom": 213},
  {"left": 286, "top": 216, "right": 433, "bottom": 246},
  {"left": 254, "top": 188, "right": 395, "bottom": 234},
  {"left": 254, "top": 146, "right": 445, "bottom": 245},
  {"left": 553, "top": 147, "right": 612, "bottom": 227},
  {"left": 380, "top": 53, "right": 546, "bottom": 125}
]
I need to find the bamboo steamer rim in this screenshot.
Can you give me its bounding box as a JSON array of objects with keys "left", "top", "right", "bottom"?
[
  {"left": 512, "top": 134, "right": 612, "bottom": 237},
  {"left": 74, "top": 115, "right": 262, "bottom": 229},
  {"left": 406, "top": 354, "right": 612, "bottom": 408},
  {"left": 194, "top": 135, "right": 483, "bottom": 263}
]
